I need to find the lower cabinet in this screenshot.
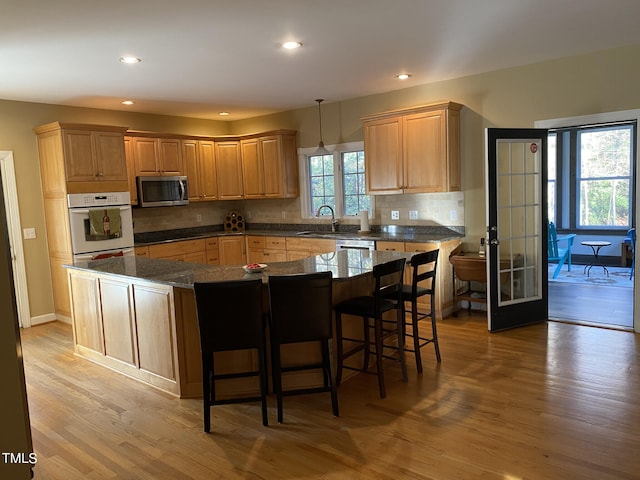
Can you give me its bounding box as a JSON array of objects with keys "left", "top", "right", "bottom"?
[
  {"left": 375, "top": 239, "right": 461, "bottom": 319},
  {"left": 219, "top": 235, "right": 246, "bottom": 265},
  {"left": 285, "top": 237, "right": 336, "bottom": 260},
  {"left": 68, "top": 269, "right": 180, "bottom": 395}
]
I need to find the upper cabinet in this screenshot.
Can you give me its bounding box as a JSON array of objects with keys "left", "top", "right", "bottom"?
[
  {"left": 128, "top": 135, "right": 183, "bottom": 177},
  {"left": 215, "top": 140, "right": 244, "bottom": 200},
  {"left": 361, "top": 101, "right": 462, "bottom": 194},
  {"left": 34, "top": 122, "right": 129, "bottom": 195},
  {"left": 241, "top": 131, "right": 298, "bottom": 199},
  {"left": 182, "top": 139, "right": 217, "bottom": 202}
]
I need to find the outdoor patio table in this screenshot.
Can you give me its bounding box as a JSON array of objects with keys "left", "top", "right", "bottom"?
[{"left": 581, "top": 240, "right": 611, "bottom": 277}]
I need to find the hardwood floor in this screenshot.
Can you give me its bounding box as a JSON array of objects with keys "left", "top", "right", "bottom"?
[
  {"left": 549, "top": 282, "right": 634, "bottom": 328},
  {"left": 21, "top": 319, "right": 640, "bottom": 480}
]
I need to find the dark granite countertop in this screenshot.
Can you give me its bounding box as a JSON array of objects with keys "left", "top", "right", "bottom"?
[
  {"left": 134, "top": 224, "right": 463, "bottom": 247},
  {"left": 65, "top": 250, "right": 414, "bottom": 289}
]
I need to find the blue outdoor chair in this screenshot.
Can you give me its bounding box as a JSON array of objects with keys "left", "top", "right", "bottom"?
[
  {"left": 548, "top": 222, "right": 576, "bottom": 279},
  {"left": 627, "top": 228, "right": 635, "bottom": 280}
]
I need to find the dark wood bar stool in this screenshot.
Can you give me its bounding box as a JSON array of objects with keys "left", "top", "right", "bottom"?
[
  {"left": 333, "top": 258, "right": 407, "bottom": 398},
  {"left": 268, "top": 271, "right": 339, "bottom": 423},
  {"left": 193, "top": 279, "right": 268, "bottom": 432},
  {"left": 393, "top": 249, "right": 441, "bottom": 373}
]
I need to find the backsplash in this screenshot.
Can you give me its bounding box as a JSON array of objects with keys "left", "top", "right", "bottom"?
[{"left": 132, "top": 192, "right": 464, "bottom": 233}]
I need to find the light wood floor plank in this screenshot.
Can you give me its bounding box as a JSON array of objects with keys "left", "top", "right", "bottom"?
[{"left": 20, "top": 318, "right": 640, "bottom": 480}]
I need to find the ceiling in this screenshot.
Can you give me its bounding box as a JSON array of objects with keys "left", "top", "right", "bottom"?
[{"left": 3, "top": 0, "right": 640, "bottom": 121}]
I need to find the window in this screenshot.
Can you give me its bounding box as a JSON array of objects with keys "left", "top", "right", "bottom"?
[
  {"left": 548, "top": 121, "right": 635, "bottom": 231},
  {"left": 300, "top": 141, "right": 373, "bottom": 219}
]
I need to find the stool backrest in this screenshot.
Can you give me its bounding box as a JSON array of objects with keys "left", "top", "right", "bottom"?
[
  {"left": 268, "top": 271, "right": 333, "bottom": 344},
  {"left": 373, "top": 257, "right": 406, "bottom": 301},
  {"left": 410, "top": 249, "right": 439, "bottom": 295},
  {"left": 193, "top": 279, "right": 264, "bottom": 353}
]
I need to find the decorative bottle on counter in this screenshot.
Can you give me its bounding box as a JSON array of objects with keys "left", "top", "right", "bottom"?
[
  {"left": 103, "top": 210, "right": 110, "bottom": 236},
  {"left": 479, "top": 237, "right": 485, "bottom": 256}
]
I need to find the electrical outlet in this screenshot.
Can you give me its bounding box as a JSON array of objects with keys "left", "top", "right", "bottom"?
[
  {"left": 196, "top": 214, "right": 202, "bottom": 223},
  {"left": 23, "top": 227, "right": 36, "bottom": 239},
  {"left": 409, "top": 210, "right": 418, "bottom": 220},
  {"left": 391, "top": 210, "right": 400, "bottom": 220},
  {"left": 450, "top": 210, "right": 458, "bottom": 221}
]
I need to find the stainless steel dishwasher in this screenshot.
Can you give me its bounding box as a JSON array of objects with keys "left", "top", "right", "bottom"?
[{"left": 335, "top": 238, "right": 376, "bottom": 252}]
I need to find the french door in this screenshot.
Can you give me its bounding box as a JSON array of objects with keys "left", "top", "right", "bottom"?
[{"left": 485, "top": 128, "right": 548, "bottom": 331}]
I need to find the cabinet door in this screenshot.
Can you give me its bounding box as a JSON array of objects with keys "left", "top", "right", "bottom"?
[
  {"left": 134, "top": 283, "right": 176, "bottom": 381},
  {"left": 215, "top": 141, "right": 244, "bottom": 199},
  {"left": 133, "top": 137, "right": 160, "bottom": 175},
  {"left": 182, "top": 139, "right": 201, "bottom": 200},
  {"left": 241, "top": 138, "right": 264, "bottom": 198},
  {"left": 100, "top": 278, "right": 137, "bottom": 366},
  {"left": 364, "top": 117, "right": 403, "bottom": 194},
  {"left": 63, "top": 129, "right": 97, "bottom": 181},
  {"left": 159, "top": 138, "right": 183, "bottom": 175},
  {"left": 199, "top": 140, "right": 218, "bottom": 200},
  {"left": 69, "top": 272, "right": 104, "bottom": 353},
  {"left": 261, "top": 135, "right": 284, "bottom": 197},
  {"left": 403, "top": 110, "right": 446, "bottom": 193},
  {"left": 95, "top": 131, "right": 127, "bottom": 181},
  {"left": 219, "top": 236, "right": 246, "bottom": 265}
]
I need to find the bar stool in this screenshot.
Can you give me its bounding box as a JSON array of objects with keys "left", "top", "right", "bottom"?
[
  {"left": 193, "top": 279, "right": 268, "bottom": 432},
  {"left": 396, "top": 249, "right": 441, "bottom": 373},
  {"left": 268, "top": 271, "right": 338, "bottom": 423},
  {"left": 333, "top": 258, "right": 407, "bottom": 399}
]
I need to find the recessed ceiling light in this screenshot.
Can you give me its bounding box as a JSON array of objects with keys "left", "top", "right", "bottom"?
[
  {"left": 119, "top": 56, "right": 141, "bottom": 64},
  {"left": 121, "top": 100, "right": 135, "bottom": 106},
  {"left": 282, "top": 41, "right": 302, "bottom": 50},
  {"left": 218, "top": 111, "right": 230, "bottom": 116},
  {"left": 395, "top": 73, "right": 412, "bottom": 80}
]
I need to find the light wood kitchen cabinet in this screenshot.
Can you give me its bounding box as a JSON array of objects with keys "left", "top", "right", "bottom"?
[
  {"left": 134, "top": 245, "right": 150, "bottom": 257},
  {"left": 68, "top": 269, "right": 180, "bottom": 394},
  {"left": 361, "top": 101, "right": 462, "bottom": 194},
  {"left": 219, "top": 235, "right": 246, "bottom": 265},
  {"left": 215, "top": 140, "right": 244, "bottom": 199},
  {"left": 68, "top": 271, "right": 104, "bottom": 353},
  {"left": 241, "top": 131, "right": 298, "bottom": 199},
  {"left": 128, "top": 135, "right": 184, "bottom": 177},
  {"left": 375, "top": 239, "right": 462, "bottom": 319},
  {"left": 246, "top": 235, "right": 287, "bottom": 263},
  {"left": 100, "top": 277, "right": 137, "bottom": 366},
  {"left": 34, "top": 122, "right": 129, "bottom": 195},
  {"left": 124, "top": 136, "right": 138, "bottom": 205},
  {"left": 34, "top": 122, "right": 129, "bottom": 320},
  {"left": 285, "top": 237, "right": 336, "bottom": 261},
  {"left": 182, "top": 139, "right": 217, "bottom": 201},
  {"left": 148, "top": 238, "right": 206, "bottom": 264},
  {"left": 205, "top": 237, "right": 220, "bottom": 265}
]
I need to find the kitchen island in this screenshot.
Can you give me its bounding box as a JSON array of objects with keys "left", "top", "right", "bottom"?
[{"left": 65, "top": 250, "right": 412, "bottom": 398}]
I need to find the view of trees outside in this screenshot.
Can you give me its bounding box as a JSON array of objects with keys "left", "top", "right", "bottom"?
[
  {"left": 309, "top": 150, "right": 370, "bottom": 217},
  {"left": 309, "top": 154, "right": 335, "bottom": 214},
  {"left": 578, "top": 126, "right": 632, "bottom": 227},
  {"left": 342, "top": 151, "right": 370, "bottom": 216}
]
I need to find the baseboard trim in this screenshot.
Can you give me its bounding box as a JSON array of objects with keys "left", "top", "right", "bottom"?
[{"left": 31, "top": 313, "right": 61, "bottom": 326}]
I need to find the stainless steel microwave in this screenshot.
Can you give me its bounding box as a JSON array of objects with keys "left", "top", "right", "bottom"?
[{"left": 137, "top": 176, "right": 188, "bottom": 207}]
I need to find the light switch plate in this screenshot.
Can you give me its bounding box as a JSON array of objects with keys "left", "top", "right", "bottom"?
[
  {"left": 23, "top": 227, "right": 36, "bottom": 239},
  {"left": 391, "top": 210, "right": 400, "bottom": 220},
  {"left": 409, "top": 210, "right": 418, "bottom": 220}
]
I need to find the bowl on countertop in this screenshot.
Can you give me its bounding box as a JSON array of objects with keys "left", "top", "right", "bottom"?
[{"left": 243, "top": 263, "right": 267, "bottom": 273}]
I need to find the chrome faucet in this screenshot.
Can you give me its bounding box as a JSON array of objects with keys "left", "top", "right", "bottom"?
[{"left": 316, "top": 204, "right": 338, "bottom": 232}]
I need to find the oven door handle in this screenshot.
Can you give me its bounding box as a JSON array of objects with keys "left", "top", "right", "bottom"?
[{"left": 70, "top": 205, "right": 130, "bottom": 215}]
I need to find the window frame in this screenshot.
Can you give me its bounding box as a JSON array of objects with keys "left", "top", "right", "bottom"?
[
  {"left": 537, "top": 110, "right": 640, "bottom": 235},
  {"left": 298, "top": 141, "right": 374, "bottom": 220}
]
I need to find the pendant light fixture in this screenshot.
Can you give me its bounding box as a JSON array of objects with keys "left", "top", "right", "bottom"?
[{"left": 314, "top": 99, "right": 330, "bottom": 156}]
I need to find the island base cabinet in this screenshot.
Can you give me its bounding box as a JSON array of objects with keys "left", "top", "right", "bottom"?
[
  {"left": 100, "top": 278, "right": 137, "bottom": 366},
  {"left": 68, "top": 270, "right": 181, "bottom": 396}
]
